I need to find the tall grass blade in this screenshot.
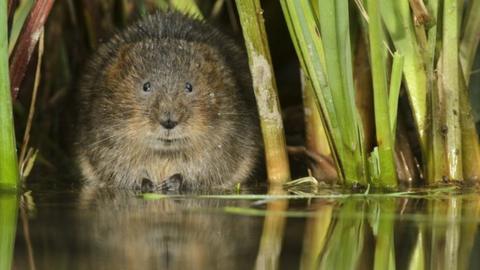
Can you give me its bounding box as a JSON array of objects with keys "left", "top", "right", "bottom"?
[
  {"left": 0, "top": 1, "right": 18, "bottom": 190},
  {"left": 388, "top": 52, "right": 404, "bottom": 139},
  {"left": 235, "top": 0, "right": 291, "bottom": 184},
  {"left": 366, "top": 0, "right": 397, "bottom": 187},
  {"left": 381, "top": 1, "right": 428, "bottom": 156}
]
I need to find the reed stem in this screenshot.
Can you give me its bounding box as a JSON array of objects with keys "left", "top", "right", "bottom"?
[
  {"left": 0, "top": 1, "right": 19, "bottom": 190},
  {"left": 426, "top": 0, "right": 445, "bottom": 183},
  {"left": 366, "top": 0, "right": 397, "bottom": 188},
  {"left": 442, "top": 0, "right": 463, "bottom": 181},
  {"left": 235, "top": 0, "right": 291, "bottom": 184}
]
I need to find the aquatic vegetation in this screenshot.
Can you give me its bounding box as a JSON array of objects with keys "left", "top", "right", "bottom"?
[{"left": 277, "top": 0, "right": 480, "bottom": 188}]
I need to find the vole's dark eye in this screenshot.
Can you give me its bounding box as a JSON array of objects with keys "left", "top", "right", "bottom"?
[
  {"left": 143, "top": 82, "right": 152, "bottom": 92},
  {"left": 185, "top": 82, "right": 193, "bottom": 93}
]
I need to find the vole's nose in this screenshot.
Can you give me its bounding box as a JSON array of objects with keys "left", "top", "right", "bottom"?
[{"left": 160, "top": 118, "right": 178, "bottom": 130}]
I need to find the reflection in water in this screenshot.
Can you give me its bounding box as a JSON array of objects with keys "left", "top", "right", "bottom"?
[
  {"left": 298, "top": 195, "right": 480, "bottom": 270},
  {"left": 11, "top": 188, "right": 480, "bottom": 270},
  {"left": 255, "top": 187, "right": 289, "bottom": 270},
  {"left": 0, "top": 193, "right": 18, "bottom": 270},
  {"left": 13, "top": 188, "right": 262, "bottom": 270}
]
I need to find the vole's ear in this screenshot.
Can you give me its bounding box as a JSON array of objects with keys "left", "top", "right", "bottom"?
[
  {"left": 106, "top": 43, "right": 136, "bottom": 79},
  {"left": 193, "top": 44, "right": 222, "bottom": 74}
]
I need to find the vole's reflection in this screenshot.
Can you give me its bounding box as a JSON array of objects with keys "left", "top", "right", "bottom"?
[{"left": 77, "top": 188, "right": 262, "bottom": 270}]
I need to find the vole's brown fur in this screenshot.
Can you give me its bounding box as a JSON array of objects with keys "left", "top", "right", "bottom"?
[{"left": 74, "top": 12, "right": 262, "bottom": 190}]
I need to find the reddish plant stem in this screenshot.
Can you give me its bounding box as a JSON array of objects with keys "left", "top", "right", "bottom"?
[
  {"left": 7, "top": 0, "right": 18, "bottom": 19},
  {"left": 9, "top": 0, "right": 54, "bottom": 99}
]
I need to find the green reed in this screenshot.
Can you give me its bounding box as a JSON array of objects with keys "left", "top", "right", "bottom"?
[
  {"left": 278, "top": 0, "right": 480, "bottom": 187},
  {"left": 0, "top": 0, "right": 19, "bottom": 190}
]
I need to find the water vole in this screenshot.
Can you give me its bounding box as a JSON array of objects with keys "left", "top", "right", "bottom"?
[{"left": 74, "top": 12, "right": 262, "bottom": 190}]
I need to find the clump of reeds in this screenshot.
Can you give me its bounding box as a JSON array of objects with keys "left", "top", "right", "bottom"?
[{"left": 274, "top": 0, "right": 480, "bottom": 188}]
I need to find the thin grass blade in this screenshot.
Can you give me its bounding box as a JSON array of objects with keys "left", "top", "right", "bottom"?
[
  {"left": 19, "top": 31, "right": 44, "bottom": 179},
  {"left": 388, "top": 52, "right": 404, "bottom": 139}
]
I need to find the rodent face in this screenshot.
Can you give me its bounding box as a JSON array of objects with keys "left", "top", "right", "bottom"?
[{"left": 99, "top": 39, "right": 238, "bottom": 153}]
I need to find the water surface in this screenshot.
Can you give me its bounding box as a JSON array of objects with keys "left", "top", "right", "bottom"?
[{"left": 5, "top": 185, "right": 480, "bottom": 270}]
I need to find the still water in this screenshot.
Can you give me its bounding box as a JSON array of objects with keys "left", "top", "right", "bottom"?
[{"left": 3, "top": 185, "right": 480, "bottom": 270}]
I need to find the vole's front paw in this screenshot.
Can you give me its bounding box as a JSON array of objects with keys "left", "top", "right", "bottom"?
[{"left": 159, "top": 173, "right": 183, "bottom": 192}]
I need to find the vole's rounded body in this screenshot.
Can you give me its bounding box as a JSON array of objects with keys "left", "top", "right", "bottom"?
[{"left": 75, "top": 12, "right": 262, "bottom": 190}]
